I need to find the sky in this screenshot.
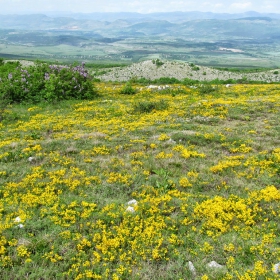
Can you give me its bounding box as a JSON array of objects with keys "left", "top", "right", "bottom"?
[{"left": 1, "top": 0, "right": 280, "bottom": 14}]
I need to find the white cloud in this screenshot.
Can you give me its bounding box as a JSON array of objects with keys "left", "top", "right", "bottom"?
[
  {"left": 0, "top": 0, "right": 280, "bottom": 14},
  {"left": 230, "top": 2, "right": 252, "bottom": 10},
  {"left": 214, "top": 3, "right": 223, "bottom": 8}
]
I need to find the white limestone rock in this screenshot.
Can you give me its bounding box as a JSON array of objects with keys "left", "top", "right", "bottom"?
[
  {"left": 188, "top": 261, "right": 196, "bottom": 275},
  {"left": 14, "top": 216, "right": 21, "bottom": 223},
  {"left": 127, "top": 199, "right": 138, "bottom": 206},
  {"left": 273, "top": 263, "right": 280, "bottom": 274},
  {"left": 207, "top": 261, "right": 224, "bottom": 269},
  {"left": 28, "top": 156, "right": 35, "bottom": 162},
  {"left": 126, "top": 206, "right": 135, "bottom": 213}
]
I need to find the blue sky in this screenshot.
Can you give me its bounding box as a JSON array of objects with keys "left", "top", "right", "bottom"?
[{"left": 1, "top": 0, "right": 280, "bottom": 14}]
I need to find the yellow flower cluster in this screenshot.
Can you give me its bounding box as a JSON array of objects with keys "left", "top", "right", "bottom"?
[
  {"left": 106, "top": 172, "right": 132, "bottom": 185},
  {"left": 155, "top": 151, "right": 173, "bottom": 159},
  {"left": 193, "top": 195, "right": 257, "bottom": 235},
  {"left": 210, "top": 156, "right": 244, "bottom": 173},
  {"left": 173, "top": 145, "right": 206, "bottom": 159}
]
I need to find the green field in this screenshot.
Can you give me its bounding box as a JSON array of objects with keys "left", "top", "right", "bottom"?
[{"left": 1, "top": 34, "right": 280, "bottom": 68}]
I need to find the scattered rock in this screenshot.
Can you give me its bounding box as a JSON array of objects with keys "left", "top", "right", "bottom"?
[
  {"left": 207, "top": 261, "right": 224, "bottom": 269},
  {"left": 127, "top": 199, "right": 138, "bottom": 206},
  {"left": 14, "top": 216, "right": 24, "bottom": 228},
  {"left": 273, "top": 263, "right": 280, "bottom": 274},
  {"left": 146, "top": 85, "right": 170, "bottom": 91},
  {"left": 18, "top": 238, "right": 31, "bottom": 246},
  {"left": 10, "top": 142, "right": 18, "bottom": 148},
  {"left": 147, "top": 85, "right": 159, "bottom": 89},
  {"left": 96, "top": 60, "right": 280, "bottom": 83},
  {"left": 14, "top": 216, "right": 21, "bottom": 223},
  {"left": 167, "top": 138, "right": 176, "bottom": 144},
  {"left": 188, "top": 261, "right": 196, "bottom": 275},
  {"left": 126, "top": 199, "right": 138, "bottom": 212},
  {"left": 126, "top": 206, "right": 135, "bottom": 213},
  {"left": 28, "top": 156, "right": 36, "bottom": 163}
]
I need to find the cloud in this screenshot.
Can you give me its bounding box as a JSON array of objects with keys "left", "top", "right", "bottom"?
[
  {"left": 230, "top": 2, "right": 252, "bottom": 10},
  {"left": 214, "top": 3, "right": 224, "bottom": 8},
  {"left": 0, "top": 0, "right": 280, "bottom": 14}
]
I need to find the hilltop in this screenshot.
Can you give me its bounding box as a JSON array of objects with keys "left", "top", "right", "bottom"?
[
  {"left": 4, "top": 59, "right": 280, "bottom": 83},
  {"left": 95, "top": 60, "right": 280, "bottom": 83}
]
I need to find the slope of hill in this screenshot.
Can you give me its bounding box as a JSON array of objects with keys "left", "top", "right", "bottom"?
[{"left": 95, "top": 60, "right": 280, "bottom": 82}]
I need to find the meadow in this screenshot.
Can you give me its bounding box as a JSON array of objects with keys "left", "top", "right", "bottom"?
[{"left": 0, "top": 81, "right": 279, "bottom": 279}]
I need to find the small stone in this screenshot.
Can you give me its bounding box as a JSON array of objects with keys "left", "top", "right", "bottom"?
[
  {"left": 18, "top": 238, "right": 31, "bottom": 246},
  {"left": 207, "top": 261, "right": 224, "bottom": 269},
  {"left": 126, "top": 206, "right": 135, "bottom": 213},
  {"left": 14, "top": 216, "right": 21, "bottom": 223},
  {"left": 10, "top": 142, "right": 18, "bottom": 148},
  {"left": 28, "top": 156, "right": 35, "bottom": 162},
  {"left": 273, "top": 263, "right": 280, "bottom": 274},
  {"left": 188, "top": 261, "right": 196, "bottom": 275},
  {"left": 127, "top": 199, "right": 137, "bottom": 206},
  {"left": 167, "top": 139, "right": 176, "bottom": 144}
]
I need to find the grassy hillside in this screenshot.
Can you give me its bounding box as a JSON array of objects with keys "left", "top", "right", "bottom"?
[{"left": 0, "top": 82, "right": 279, "bottom": 279}]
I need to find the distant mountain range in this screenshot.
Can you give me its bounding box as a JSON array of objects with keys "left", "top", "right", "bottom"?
[
  {"left": 27, "top": 11, "right": 280, "bottom": 22},
  {"left": 1, "top": 12, "right": 280, "bottom": 42},
  {"left": 1, "top": 11, "right": 280, "bottom": 67},
  {"left": 1, "top": 11, "right": 280, "bottom": 30}
]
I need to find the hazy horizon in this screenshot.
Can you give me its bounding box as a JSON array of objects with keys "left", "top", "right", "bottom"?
[{"left": 1, "top": 0, "right": 280, "bottom": 15}]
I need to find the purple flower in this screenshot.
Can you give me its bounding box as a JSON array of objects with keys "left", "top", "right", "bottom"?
[
  {"left": 44, "top": 73, "right": 50, "bottom": 80},
  {"left": 21, "top": 69, "right": 29, "bottom": 74},
  {"left": 8, "top": 73, "right": 13, "bottom": 80}
]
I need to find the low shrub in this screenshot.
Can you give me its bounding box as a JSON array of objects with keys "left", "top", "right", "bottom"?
[
  {"left": 154, "top": 77, "right": 180, "bottom": 84},
  {"left": 183, "top": 77, "right": 199, "bottom": 86},
  {"left": 119, "top": 82, "right": 137, "bottom": 95},
  {"left": 0, "top": 62, "right": 97, "bottom": 103},
  {"left": 133, "top": 77, "right": 179, "bottom": 85},
  {"left": 152, "top": 58, "right": 164, "bottom": 67},
  {"left": 135, "top": 77, "right": 151, "bottom": 85},
  {"left": 210, "top": 78, "right": 237, "bottom": 85},
  {"left": 133, "top": 99, "right": 169, "bottom": 113},
  {"left": 198, "top": 84, "right": 218, "bottom": 95}
]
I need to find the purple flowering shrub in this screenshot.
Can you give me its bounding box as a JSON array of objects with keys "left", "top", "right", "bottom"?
[{"left": 0, "top": 61, "right": 97, "bottom": 103}]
